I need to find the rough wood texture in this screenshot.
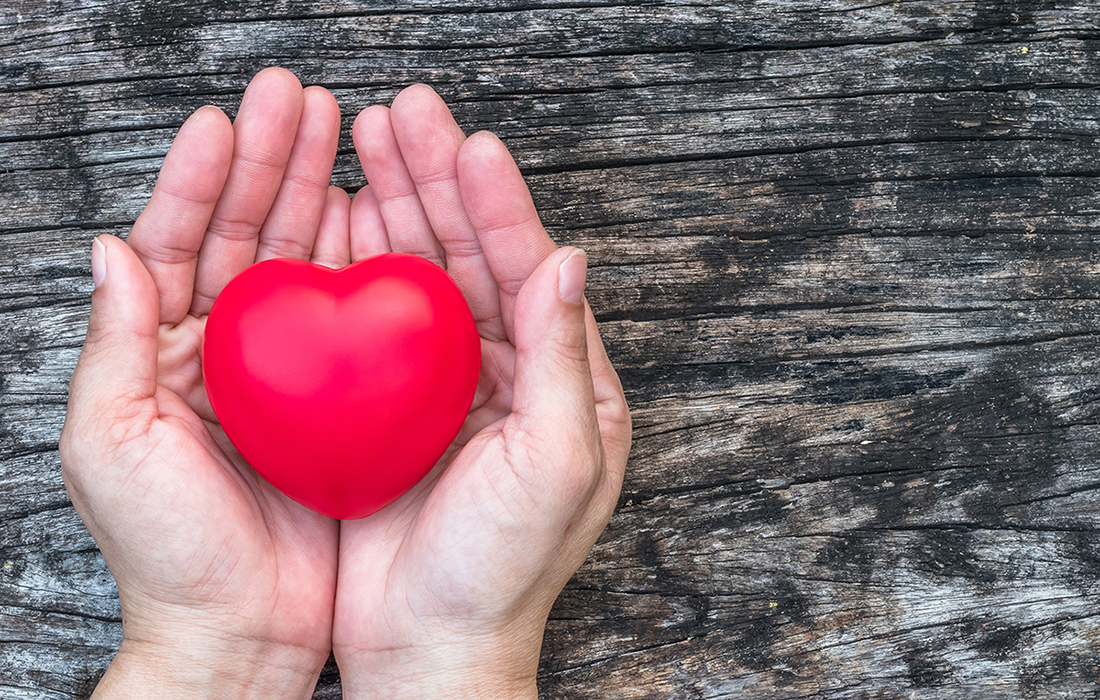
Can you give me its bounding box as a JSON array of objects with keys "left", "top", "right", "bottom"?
[{"left": 3, "top": 1, "right": 1100, "bottom": 697}]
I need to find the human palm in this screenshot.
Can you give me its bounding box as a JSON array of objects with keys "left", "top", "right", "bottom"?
[
  {"left": 329, "top": 87, "right": 631, "bottom": 698},
  {"left": 60, "top": 68, "right": 344, "bottom": 692},
  {"left": 62, "top": 71, "right": 631, "bottom": 698}
]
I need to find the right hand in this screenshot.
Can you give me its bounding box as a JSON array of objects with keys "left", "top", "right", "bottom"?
[{"left": 330, "top": 85, "right": 633, "bottom": 699}]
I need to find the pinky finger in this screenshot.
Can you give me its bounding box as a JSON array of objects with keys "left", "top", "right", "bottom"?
[
  {"left": 350, "top": 185, "right": 391, "bottom": 261},
  {"left": 311, "top": 186, "right": 352, "bottom": 269}
]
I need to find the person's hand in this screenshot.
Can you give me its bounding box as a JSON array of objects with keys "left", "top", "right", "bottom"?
[
  {"left": 59, "top": 68, "right": 347, "bottom": 698},
  {"left": 330, "top": 86, "right": 632, "bottom": 698}
]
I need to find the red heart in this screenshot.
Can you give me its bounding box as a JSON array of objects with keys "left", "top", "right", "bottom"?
[{"left": 202, "top": 254, "right": 481, "bottom": 519}]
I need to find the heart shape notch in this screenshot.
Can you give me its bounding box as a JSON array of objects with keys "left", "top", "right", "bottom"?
[{"left": 203, "top": 254, "right": 481, "bottom": 520}]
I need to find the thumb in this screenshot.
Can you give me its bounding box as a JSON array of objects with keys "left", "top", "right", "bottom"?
[
  {"left": 65, "top": 235, "right": 160, "bottom": 427},
  {"left": 510, "top": 247, "right": 599, "bottom": 440}
]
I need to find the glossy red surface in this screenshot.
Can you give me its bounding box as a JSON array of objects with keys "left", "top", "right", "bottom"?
[{"left": 203, "top": 254, "right": 481, "bottom": 519}]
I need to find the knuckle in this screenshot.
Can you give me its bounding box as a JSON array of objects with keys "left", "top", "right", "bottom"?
[
  {"left": 554, "top": 335, "right": 590, "bottom": 365},
  {"left": 258, "top": 234, "right": 312, "bottom": 260},
  {"left": 508, "top": 420, "right": 603, "bottom": 508},
  {"left": 604, "top": 393, "right": 632, "bottom": 431},
  {"left": 438, "top": 237, "right": 483, "bottom": 260},
  {"left": 205, "top": 216, "right": 261, "bottom": 243}
]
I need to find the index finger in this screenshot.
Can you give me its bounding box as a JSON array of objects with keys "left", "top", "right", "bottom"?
[
  {"left": 190, "top": 67, "right": 304, "bottom": 316},
  {"left": 126, "top": 106, "right": 233, "bottom": 325},
  {"left": 456, "top": 131, "right": 558, "bottom": 344}
]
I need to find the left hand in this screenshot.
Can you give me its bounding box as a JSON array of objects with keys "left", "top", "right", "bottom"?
[{"left": 59, "top": 68, "right": 347, "bottom": 698}]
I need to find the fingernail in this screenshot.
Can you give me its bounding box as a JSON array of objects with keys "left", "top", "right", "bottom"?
[
  {"left": 91, "top": 238, "right": 107, "bottom": 289},
  {"left": 558, "top": 249, "right": 587, "bottom": 305}
]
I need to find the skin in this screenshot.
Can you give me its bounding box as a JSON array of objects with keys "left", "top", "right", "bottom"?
[{"left": 59, "top": 68, "right": 631, "bottom": 699}]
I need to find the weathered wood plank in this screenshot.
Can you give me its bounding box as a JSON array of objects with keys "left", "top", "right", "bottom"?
[
  {"left": 3, "top": 0, "right": 1100, "bottom": 698},
  {"left": 5, "top": 0, "right": 1094, "bottom": 85}
]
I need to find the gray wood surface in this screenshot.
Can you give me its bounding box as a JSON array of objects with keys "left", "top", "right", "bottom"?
[{"left": 3, "top": 1, "right": 1100, "bottom": 697}]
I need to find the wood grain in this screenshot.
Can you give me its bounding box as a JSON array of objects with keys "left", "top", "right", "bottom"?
[{"left": 3, "top": 0, "right": 1099, "bottom": 697}]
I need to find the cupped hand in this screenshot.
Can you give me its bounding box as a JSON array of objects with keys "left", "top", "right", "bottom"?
[
  {"left": 331, "top": 86, "right": 632, "bottom": 699},
  {"left": 59, "top": 68, "right": 346, "bottom": 698}
]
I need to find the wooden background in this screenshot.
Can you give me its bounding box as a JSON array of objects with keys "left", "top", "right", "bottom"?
[{"left": 3, "top": 0, "right": 1099, "bottom": 697}]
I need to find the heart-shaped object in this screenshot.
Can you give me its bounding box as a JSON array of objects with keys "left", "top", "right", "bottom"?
[{"left": 202, "top": 254, "right": 481, "bottom": 520}]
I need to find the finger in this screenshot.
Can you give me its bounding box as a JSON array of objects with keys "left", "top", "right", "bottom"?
[
  {"left": 349, "top": 184, "right": 391, "bottom": 260},
  {"left": 510, "top": 247, "right": 599, "bottom": 448},
  {"left": 64, "top": 236, "right": 159, "bottom": 434},
  {"left": 126, "top": 106, "right": 233, "bottom": 325},
  {"left": 255, "top": 85, "right": 342, "bottom": 263},
  {"left": 457, "top": 131, "right": 558, "bottom": 344},
  {"left": 584, "top": 304, "right": 632, "bottom": 484},
  {"left": 352, "top": 105, "right": 445, "bottom": 265},
  {"left": 390, "top": 85, "right": 506, "bottom": 341},
  {"left": 191, "top": 67, "right": 304, "bottom": 315},
  {"left": 311, "top": 186, "right": 352, "bottom": 268}
]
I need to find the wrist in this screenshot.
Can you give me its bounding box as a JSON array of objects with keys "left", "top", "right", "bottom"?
[
  {"left": 335, "top": 627, "right": 541, "bottom": 700},
  {"left": 92, "top": 635, "right": 326, "bottom": 699}
]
